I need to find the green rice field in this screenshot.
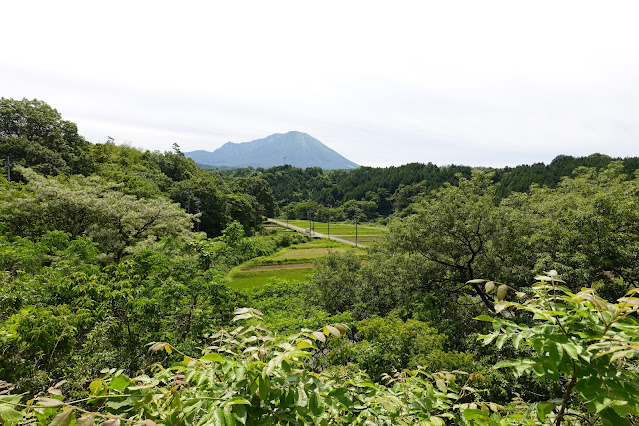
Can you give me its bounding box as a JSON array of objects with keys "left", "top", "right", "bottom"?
[
  {"left": 227, "top": 266, "right": 315, "bottom": 291},
  {"left": 285, "top": 220, "right": 387, "bottom": 244},
  {"left": 227, "top": 239, "right": 365, "bottom": 291}
]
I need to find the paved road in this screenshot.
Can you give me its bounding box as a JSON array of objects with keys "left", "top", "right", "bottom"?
[{"left": 266, "top": 218, "right": 368, "bottom": 249}]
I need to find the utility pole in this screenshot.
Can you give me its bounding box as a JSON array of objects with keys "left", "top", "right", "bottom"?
[
  {"left": 354, "top": 208, "right": 361, "bottom": 247},
  {"left": 4, "top": 156, "right": 15, "bottom": 182}
]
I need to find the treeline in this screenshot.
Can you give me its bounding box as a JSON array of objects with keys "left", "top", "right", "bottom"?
[
  {"left": 222, "top": 154, "right": 639, "bottom": 221},
  {"left": 222, "top": 163, "right": 473, "bottom": 219},
  {"left": 7, "top": 97, "right": 636, "bottom": 227},
  {"left": 492, "top": 152, "right": 639, "bottom": 197}
]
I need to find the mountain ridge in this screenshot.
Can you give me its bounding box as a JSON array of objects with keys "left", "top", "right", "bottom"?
[{"left": 185, "top": 131, "right": 358, "bottom": 170}]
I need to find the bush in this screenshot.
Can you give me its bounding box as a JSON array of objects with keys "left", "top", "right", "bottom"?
[{"left": 329, "top": 314, "right": 446, "bottom": 382}]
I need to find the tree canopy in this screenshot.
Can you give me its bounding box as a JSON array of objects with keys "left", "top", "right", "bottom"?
[{"left": 0, "top": 98, "right": 94, "bottom": 176}]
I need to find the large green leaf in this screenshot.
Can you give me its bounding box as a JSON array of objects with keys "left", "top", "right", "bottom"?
[
  {"left": 536, "top": 402, "right": 553, "bottom": 422},
  {"left": 600, "top": 407, "right": 632, "bottom": 426},
  {"left": 0, "top": 405, "right": 24, "bottom": 423},
  {"left": 50, "top": 409, "right": 74, "bottom": 426},
  {"left": 109, "top": 375, "right": 131, "bottom": 393}
]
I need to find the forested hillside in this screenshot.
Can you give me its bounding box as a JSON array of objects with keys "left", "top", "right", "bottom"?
[
  {"left": 1, "top": 98, "right": 639, "bottom": 425},
  {"left": 222, "top": 154, "right": 639, "bottom": 222}
]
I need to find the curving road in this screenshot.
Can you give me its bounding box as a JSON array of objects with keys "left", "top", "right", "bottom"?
[{"left": 266, "top": 218, "right": 368, "bottom": 249}]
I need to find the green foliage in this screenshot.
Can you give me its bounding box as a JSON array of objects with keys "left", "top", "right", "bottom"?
[
  {"left": 383, "top": 171, "right": 512, "bottom": 311},
  {"left": 282, "top": 200, "right": 319, "bottom": 221},
  {"left": 311, "top": 251, "right": 363, "bottom": 314},
  {"left": 247, "top": 279, "right": 353, "bottom": 335},
  {"left": 233, "top": 176, "right": 277, "bottom": 218},
  {"left": 146, "top": 149, "right": 200, "bottom": 183},
  {"left": 0, "top": 98, "right": 95, "bottom": 176},
  {"left": 0, "top": 168, "right": 195, "bottom": 259},
  {"left": 169, "top": 175, "right": 229, "bottom": 236},
  {"left": 94, "top": 160, "right": 166, "bottom": 199},
  {"left": 189, "top": 221, "right": 302, "bottom": 271},
  {"left": 341, "top": 199, "right": 378, "bottom": 221},
  {"left": 0, "top": 98, "right": 272, "bottom": 239},
  {"left": 329, "top": 164, "right": 639, "bottom": 349},
  {"left": 0, "top": 309, "right": 507, "bottom": 425},
  {"left": 236, "top": 162, "right": 474, "bottom": 220},
  {"left": 310, "top": 248, "right": 414, "bottom": 318},
  {"left": 0, "top": 227, "right": 245, "bottom": 395},
  {"left": 506, "top": 162, "right": 639, "bottom": 291},
  {"left": 477, "top": 272, "right": 639, "bottom": 425},
  {"left": 4, "top": 97, "right": 639, "bottom": 424},
  {"left": 0, "top": 234, "right": 46, "bottom": 278},
  {"left": 492, "top": 153, "right": 639, "bottom": 198},
  {"left": 2, "top": 282, "right": 638, "bottom": 424},
  {"left": 240, "top": 154, "right": 639, "bottom": 224},
  {"left": 1, "top": 305, "right": 93, "bottom": 385},
  {"left": 331, "top": 315, "right": 447, "bottom": 382},
  {"left": 0, "top": 231, "right": 100, "bottom": 317}
]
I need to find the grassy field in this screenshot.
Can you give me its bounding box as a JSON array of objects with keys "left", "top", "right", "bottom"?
[
  {"left": 227, "top": 267, "right": 315, "bottom": 291},
  {"left": 227, "top": 238, "right": 365, "bottom": 291},
  {"left": 285, "top": 220, "right": 387, "bottom": 244}
]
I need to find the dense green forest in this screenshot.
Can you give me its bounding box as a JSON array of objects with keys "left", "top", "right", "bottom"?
[
  {"left": 222, "top": 154, "right": 639, "bottom": 222},
  {"left": 1, "top": 98, "right": 639, "bottom": 425}
]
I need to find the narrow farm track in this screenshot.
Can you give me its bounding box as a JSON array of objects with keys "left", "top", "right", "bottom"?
[{"left": 266, "top": 218, "right": 368, "bottom": 248}]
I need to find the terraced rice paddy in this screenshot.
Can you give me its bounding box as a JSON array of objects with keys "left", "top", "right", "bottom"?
[{"left": 227, "top": 238, "right": 366, "bottom": 290}]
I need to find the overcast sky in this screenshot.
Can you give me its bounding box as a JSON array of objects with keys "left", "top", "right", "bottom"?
[{"left": 2, "top": 1, "right": 638, "bottom": 167}]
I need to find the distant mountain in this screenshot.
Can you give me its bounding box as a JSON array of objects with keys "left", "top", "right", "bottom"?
[{"left": 185, "top": 131, "right": 358, "bottom": 170}]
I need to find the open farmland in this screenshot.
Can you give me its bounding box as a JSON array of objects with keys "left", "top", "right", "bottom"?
[
  {"left": 227, "top": 238, "right": 365, "bottom": 290},
  {"left": 285, "top": 220, "right": 387, "bottom": 244}
]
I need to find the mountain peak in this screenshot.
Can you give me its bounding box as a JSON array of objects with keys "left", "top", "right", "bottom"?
[{"left": 185, "top": 132, "right": 358, "bottom": 170}]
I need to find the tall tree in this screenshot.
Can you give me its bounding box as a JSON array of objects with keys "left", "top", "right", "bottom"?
[
  {"left": 232, "top": 176, "right": 277, "bottom": 217},
  {"left": 0, "top": 98, "right": 94, "bottom": 176},
  {"left": 169, "top": 175, "right": 229, "bottom": 237},
  {"left": 382, "top": 171, "right": 514, "bottom": 310}
]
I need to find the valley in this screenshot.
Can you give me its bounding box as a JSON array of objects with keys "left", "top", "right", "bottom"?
[{"left": 1, "top": 98, "right": 638, "bottom": 425}]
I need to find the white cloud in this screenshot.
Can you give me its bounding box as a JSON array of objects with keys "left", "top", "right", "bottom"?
[{"left": 2, "top": 0, "right": 639, "bottom": 167}]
